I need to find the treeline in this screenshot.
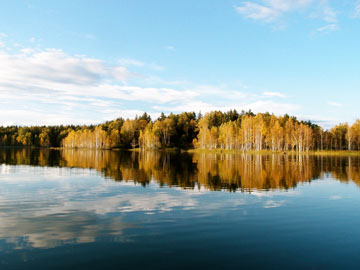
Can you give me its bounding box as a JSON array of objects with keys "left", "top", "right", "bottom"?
[
  {"left": 1, "top": 110, "right": 360, "bottom": 151},
  {"left": 0, "top": 125, "right": 71, "bottom": 148},
  {"left": 195, "top": 112, "right": 360, "bottom": 151}
]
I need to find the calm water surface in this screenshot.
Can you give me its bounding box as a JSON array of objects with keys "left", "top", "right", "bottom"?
[{"left": 0, "top": 149, "right": 360, "bottom": 269}]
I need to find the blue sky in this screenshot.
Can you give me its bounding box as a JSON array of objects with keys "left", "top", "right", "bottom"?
[{"left": 0, "top": 0, "right": 359, "bottom": 128}]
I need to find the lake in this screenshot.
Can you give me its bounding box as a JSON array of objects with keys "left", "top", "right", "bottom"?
[{"left": 0, "top": 148, "right": 360, "bottom": 269}]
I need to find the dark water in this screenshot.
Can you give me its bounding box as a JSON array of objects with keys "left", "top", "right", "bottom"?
[{"left": 0, "top": 149, "right": 360, "bottom": 269}]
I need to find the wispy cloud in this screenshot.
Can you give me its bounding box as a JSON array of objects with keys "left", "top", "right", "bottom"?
[
  {"left": 354, "top": 0, "right": 360, "bottom": 18},
  {"left": 316, "top": 23, "right": 339, "bottom": 32},
  {"left": 149, "top": 63, "right": 165, "bottom": 71},
  {"left": 84, "top": 34, "right": 96, "bottom": 40},
  {"left": 235, "top": 2, "right": 281, "bottom": 22},
  {"left": 263, "top": 91, "right": 286, "bottom": 98},
  {"left": 164, "top": 45, "right": 176, "bottom": 51},
  {"left": 297, "top": 114, "right": 342, "bottom": 129},
  {"left": 322, "top": 5, "right": 337, "bottom": 23},
  {"left": 118, "top": 58, "right": 145, "bottom": 67},
  {"left": 118, "top": 58, "right": 165, "bottom": 71},
  {"left": 235, "top": 0, "right": 338, "bottom": 28},
  {"left": 235, "top": 0, "right": 313, "bottom": 22},
  {"left": 0, "top": 48, "right": 135, "bottom": 84},
  {"left": 0, "top": 46, "right": 184, "bottom": 125},
  {"left": 0, "top": 42, "right": 301, "bottom": 126},
  {"left": 328, "top": 101, "right": 342, "bottom": 107},
  {"left": 0, "top": 33, "right": 7, "bottom": 48},
  {"left": 153, "top": 99, "right": 300, "bottom": 116},
  {"left": 152, "top": 85, "right": 299, "bottom": 115}
]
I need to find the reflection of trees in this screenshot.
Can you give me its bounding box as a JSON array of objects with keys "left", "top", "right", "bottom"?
[
  {"left": 60, "top": 150, "right": 198, "bottom": 189},
  {"left": 1, "top": 149, "right": 360, "bottom": 191},
  {"left": 0, "top": 148, "right": 62, "bottom": 167},
  {"left": 193, "top": 154, "right": 321, "bottom": 191}
]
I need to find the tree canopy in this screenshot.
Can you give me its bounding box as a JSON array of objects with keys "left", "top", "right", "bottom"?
[{"left": 1, "top": 110, "right": 359, "bottom": 151}]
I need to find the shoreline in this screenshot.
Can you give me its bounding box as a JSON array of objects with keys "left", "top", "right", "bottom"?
[
  {"left": 187, "top": 149, "right": 360, "bottom": 156},
  {"left": 2, "top": 146, "right": 360, "bottom": 156}
]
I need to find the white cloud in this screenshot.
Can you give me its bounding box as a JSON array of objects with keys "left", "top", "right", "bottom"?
[
  {"left": 20, "top": 48, "right": 36, "bottom": 54},
  {"left": 0, "top": 48, "right": 134, "bottom": 85},
  {"left": 0, "top": 33, "right": 6, "bottom": 48},
  {"left": 297, "top": 114, "right": 341, "bottom": 129},
  {"left": 164, "top": 45, "right": 176, "bottom": 51},
  {"left": 263, "top": 91, "right": 286, "bottom": 98},
  {"left": 86, "top": 85, "right": 198, "bottom": 103},
  {"left": 148, "top": 63, "right": 165, "bottom": 71},
  {"left": 316, "top": 23, "right": 339, "bottom": 32},
  {"left": 151, "top": 85, "right": 298, "bottom": 116},
  {"left": 0, "top": 47, "right": 196, "bottom": 125},
  {"left": 140, "top": 75, "right": 187, "bottom": 86},
  {"left": 0, "top": 109, "right": 94, "bottom": 126},
  {"left": 242, "top": 100, "right": 300, "bottom": 114},
  {"left": 0, "top": 49, "right": 172, "bottom": 101},
  {"left": 328, "top": 101, "right": 342, "bottom": 107},
  {"left": 354, "top": 0, "right": 360, "bottom": 18},
  {"left": 0, "top": 44, "right": 302, "bottom": 125},
  {"left": 0, "top": 43, "right": 302, "bottom": 126},
  {"left": 322, "top": 5, "right": 337, "bottom": 23},
  {"left": 118, "top": 58, "right": 145, "bottom": 67},
  {"left": 307, "top": 1, "right": 337, "bottom": 23},
  {"left": 153, "top": 99, "right": 300, "bottom": 116},
  {"left": 235, "top": 2, "right": 281, "bottom": 22},
  {"left": 235, "top": 0, "right": 337, "bottom": 27},
  {"left": 101, "top": 109, "right": 153, "bottom": 120},
  {"left": 118, "top": 57, "right": 164, "bottom": 71},
  {"left": 235, "top": 0, "right": 313, "bottom": 22},
  {"left": 84, "top": 33, "right": 96, "bottom": 40},
  {"left": 153, "top": 101, "right": 216, "bottom": 113}
]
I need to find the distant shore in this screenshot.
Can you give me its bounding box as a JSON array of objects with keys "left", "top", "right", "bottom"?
[
  {"left": 187, "top": 148, "right": 360, "bottom": 156},
  {"left": 2, "top": 146, "right": 360, "bottom": 156}
]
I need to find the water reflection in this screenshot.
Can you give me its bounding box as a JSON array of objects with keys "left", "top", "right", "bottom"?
[
  {"left": 0, "top": 212, "right": 131, "bottom": 249},
  {"left": 1, "top": 149, "right": 360, "bottom": 269},
  {"left": 1, "top": 148, "right": 360, "bottom": 191},
  {"left": 0, "top": 165, "right": 199, "bottom": 251}
]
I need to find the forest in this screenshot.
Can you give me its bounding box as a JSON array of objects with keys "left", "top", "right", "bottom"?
[{"left": 1, "top": 110, "right": 360, "bottom": 152}]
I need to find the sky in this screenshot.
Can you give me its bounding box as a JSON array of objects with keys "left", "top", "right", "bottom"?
[{"left": 0, "top": 0, "right": 359, "bottom": 128}]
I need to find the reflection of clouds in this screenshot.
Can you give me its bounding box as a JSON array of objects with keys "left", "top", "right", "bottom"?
[
  {"left": 0, "top": 165, "right": 100, "bottom": 182},
  {"left": 251, "top": 190, "right": 301, "bottom": 198},
  {"left": 329, "top": 195, "right": 342, "bottom": 200},
  {"left": 263, "top": 200, "right": 286, "bottom": 209},
  {"left": 0, "top": 190, "right": 198, "bottom": 250},
  {"left": 0, "top": 214, "right": 132, "bottom": 249},
  {"left": 0, "top": 164, "right": 11, "bottom": 174},
  {"left": 0, "top": 191, "right": 197, "bottom": 249},
  {"left": 0, "top": 164, "right": 305, "bottom": 251},
  {"left": 0, "top": 165, "right": 199, "bottom": 250},
  {"left": 36, "top": 192, "right": 197, "bottom": 216},
  {"left": 157, "top": 185, "right": 210, "bottom": 194}
]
